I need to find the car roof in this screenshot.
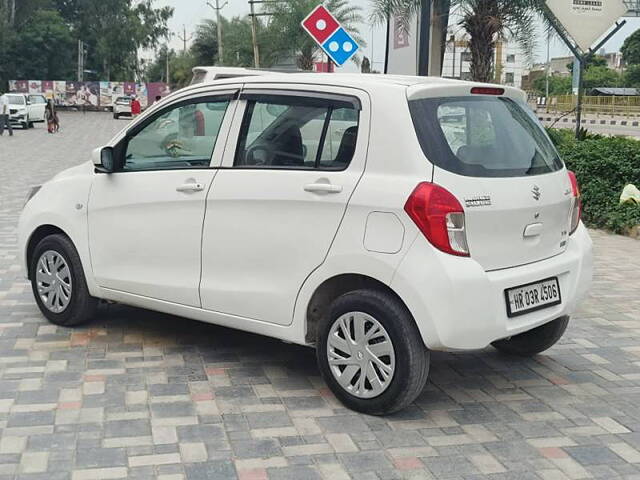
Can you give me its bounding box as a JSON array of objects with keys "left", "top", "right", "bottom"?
[{"left": 170, "top": 73, "right": 525, "bottom": 104}]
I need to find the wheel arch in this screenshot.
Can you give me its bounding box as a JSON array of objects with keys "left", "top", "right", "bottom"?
[
  {"left": 305, "top": 273, "right": 413, "bottom": 344},
  {"left": 25, "top": 224, "right": 71, "bottom": 279}
]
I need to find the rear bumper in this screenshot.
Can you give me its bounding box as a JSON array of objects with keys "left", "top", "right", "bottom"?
[{"left": 391, "top": 223, "right": 593, "bottom": 351}]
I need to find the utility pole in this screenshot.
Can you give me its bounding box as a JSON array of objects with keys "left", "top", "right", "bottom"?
[
  {"left": 249, "top": 0, "right": 260, "bottom": 68},
  {"left": 177, "top": 25, "right": 193, "bottom": 53},
  {"left": 77, "top": 40, "right": 84, "bottom": 82},
  {"left": 166, "top": 46, "right": 170, "bottom": 85},
  {"left": 545, "top": 30, "right": 550, "bottom": 109},
  {"left": 207, "top": 0, "right": 227, "bottom": 65}
]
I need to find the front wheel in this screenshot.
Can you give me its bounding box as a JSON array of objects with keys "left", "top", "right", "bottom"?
[
  {"left": 30, "top": 234, "right": 98, "bottom": 327},
  {"left": 492, "top": 316, "right": 569, "bottom": 357},
  {"left": 316, "top": 290, "right": 430, "bottom": 415}
]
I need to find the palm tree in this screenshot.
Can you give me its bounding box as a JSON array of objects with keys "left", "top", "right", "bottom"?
[
  {"left": 372, "top": 0, "right": 543, "bottom": 82},
  {"left": 267, "top": 0, "right": 366, "bottom": 70}
]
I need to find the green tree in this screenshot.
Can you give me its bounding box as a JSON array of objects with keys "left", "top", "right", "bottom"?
[
  {"left": 10, "top": 9, "right": 75, "bottom": 80},
  {"left": 53, "top": 0, "right": 173, "bottom": 80},
  {"left": 624, "top": 64, "right": 640, "bottom": 87},
  {"left": 584, "top": 66, "right": 622, "bottom": 90},
  {"left": 266, "top": 0, "right": 365, "bottom": 70},
  {"left": 567, "top": 55, "right": 607, "bottom": 74},
  {"left": 192, "top": 18, "right": 219, "bottom": 66},
  {"left": 532, "top": 75, "right": 572, "bottom": 96},
  {"left": 145, "top": 46, "right": 195, "bottom": 89},
  {"left": 373, "top": 0, "right": 542, "bottom": 82},
  {"left": 621, "top": 29, "right": 640, "bottom": 66}
]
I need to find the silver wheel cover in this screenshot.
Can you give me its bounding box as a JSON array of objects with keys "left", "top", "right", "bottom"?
[
  {"left": 326, "top": 312, "right": 396, "bottom": 399},
  {"left": 36, "top": 250, "right": 72, "bottom": 313}
]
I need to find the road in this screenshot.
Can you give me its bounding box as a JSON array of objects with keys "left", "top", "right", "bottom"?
[{"left": 1, "top": 112, "right": 640, "bottom": 479}]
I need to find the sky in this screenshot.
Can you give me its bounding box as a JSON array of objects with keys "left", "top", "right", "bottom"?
[{"left": 155, "top": 0, "right": 640, "bottom": 72}]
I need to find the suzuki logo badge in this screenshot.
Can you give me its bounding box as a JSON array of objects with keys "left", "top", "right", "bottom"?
[{"left": 532, "top": 185, "right": 541, "bottom": 201}]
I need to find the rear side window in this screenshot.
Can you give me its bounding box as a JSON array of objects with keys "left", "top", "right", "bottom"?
[
  {"left": 234, "top": 94, "right": 360, "bottom": 170},
  {"left": 409, "top": 96, "right": 563, "bottom": 177}
]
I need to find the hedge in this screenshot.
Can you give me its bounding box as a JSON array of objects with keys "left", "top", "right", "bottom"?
[{"left": 547, "top": 128, "right": 640, "bottom": 234}]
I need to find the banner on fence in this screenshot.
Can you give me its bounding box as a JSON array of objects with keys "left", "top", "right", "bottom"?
[{"left": 8, "top": 80, "right": 170, "bottom": 108}]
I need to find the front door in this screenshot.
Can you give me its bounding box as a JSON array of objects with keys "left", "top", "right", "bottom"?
[
  {"left": 88, "top": 93, "right": 235, "bottom": 306},
  {"left": 200, "top": 87, "right": 368, "bottom": 325}
]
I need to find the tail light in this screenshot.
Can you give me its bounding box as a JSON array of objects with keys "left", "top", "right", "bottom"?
[
  {"left": 567, "top": 170, "right": 581, "bottom": 235},
  {"left": 404, "top": 182, "right": 470, "bottom": 257}
]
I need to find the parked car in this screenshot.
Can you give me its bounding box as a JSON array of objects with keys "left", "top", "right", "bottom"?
[
  {"left": 113, "top": 96, "right": 133, "bottom": 119},
  {"left": 6, "top": 93, "right": 33, "bottom": 129},
  {"left": 19, "top": 74, "right": 593, "bottom": 415},
  {"left": 27, "top": 94, "right": 47, "bottom": 124}
]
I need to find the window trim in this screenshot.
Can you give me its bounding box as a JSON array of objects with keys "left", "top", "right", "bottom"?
[
  {"left": 232, "top": 92, "right": 360, "bottom": 172},
  {"left": 112, "top": 91, "right": 238, "bottom": 173},
  {"left": 240, "top": 89, "right": 361, "bottom": 110}
]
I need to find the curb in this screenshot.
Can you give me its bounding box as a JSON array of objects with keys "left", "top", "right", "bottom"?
[{"left": 538, "top": 116, "right": 640, "bottom": 127}]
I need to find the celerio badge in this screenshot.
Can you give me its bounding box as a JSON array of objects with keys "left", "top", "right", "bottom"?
[{"left": 464, "top": 195, "right": 492, "bottom": 208}]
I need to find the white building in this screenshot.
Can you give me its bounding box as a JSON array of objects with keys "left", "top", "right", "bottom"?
[{"left": 441, "top": 36, "right": 527, "bottom": 88}]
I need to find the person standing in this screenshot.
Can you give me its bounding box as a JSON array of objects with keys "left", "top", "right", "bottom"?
[
  {"left": 0, "top": 92, "right": 13, "bottom": 136},
  {"left": 45, "top": 99, "right": 59, "bottom": 134},
  {"left": 131, "top": 96, "right": 141, "bottom": 118}
]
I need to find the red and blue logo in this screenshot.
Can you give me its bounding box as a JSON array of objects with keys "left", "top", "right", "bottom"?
[{"left": 301, "top": 5, "right": 359, "bottom": 67}]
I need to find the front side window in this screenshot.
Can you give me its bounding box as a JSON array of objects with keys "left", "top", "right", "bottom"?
[
  {"left": 409, "top": 96, "right": 563, "bottom": 177},
  {"left": 123, "top": 98, "right": 230, "bottom": 171},
  {"left": 234, "top": 95, "right": 360, "bottom": 170}
]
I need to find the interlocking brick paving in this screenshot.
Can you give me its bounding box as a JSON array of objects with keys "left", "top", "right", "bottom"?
[{"left": 1, "top": 112, "right": 640, "bottom": 479}]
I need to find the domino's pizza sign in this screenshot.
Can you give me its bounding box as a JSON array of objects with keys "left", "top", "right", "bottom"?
[{"left": 301, "top": 5, "right": 359, "bottom": 67}]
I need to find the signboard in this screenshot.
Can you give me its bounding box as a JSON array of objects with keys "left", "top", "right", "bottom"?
[
  {"left": 301, "top": 5, "right": 359, "bottom": 67},
  {"left": 546, "top": 0, "right": 628, "bottom": 51},
  {"left": 385, "top": 15, "right": 420, "bottom": 75}
]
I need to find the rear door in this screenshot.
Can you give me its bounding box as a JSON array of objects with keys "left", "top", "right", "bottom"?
[
  {"left": 199, "top": 86, "right": 368, "bottom": 325},
  {"left": 409, "top": 93, "right": 573, "bottom": 271}
]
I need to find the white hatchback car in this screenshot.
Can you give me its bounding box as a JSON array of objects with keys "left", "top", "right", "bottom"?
[
  {"left": 113, "top": 96, "right": 133, "bottom": 119},
  {"left": 19, "top": 74, "right": 593, "bottom": 414}
]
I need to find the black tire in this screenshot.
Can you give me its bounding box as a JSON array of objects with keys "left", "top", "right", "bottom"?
[
  {"left": 22, "top": 122, "right": 28, "bottom": 129},
  {"left": 30, "top": 234, "right": 98, "bottom": 327},
  {"left": 28, "top": 121, "right": 34, "bottom": 129},
  {"left": 492, "top": 316, "right": 569, "bottom": 357},
  {"left": 316, "top": 289, "right": 430, "bottom": 415},
  {"left": 113, "top": 113, "right": 119, "bottom": 120}
]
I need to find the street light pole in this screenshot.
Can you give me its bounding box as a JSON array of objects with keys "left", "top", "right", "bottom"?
[
  {"left": 207, "top": 0, "right": 227, "bottom": 65},
  {"left": 249, "top": 0, "right": 261, "bottom": 68}
]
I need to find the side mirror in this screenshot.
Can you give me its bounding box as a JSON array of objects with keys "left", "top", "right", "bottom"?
[{"left": 92, "top": 146, "right": 115, "bottom": 173}]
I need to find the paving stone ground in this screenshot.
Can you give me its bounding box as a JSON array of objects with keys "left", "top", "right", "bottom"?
[{"left": 1, "top": 112, "right": 640, "bottom": 479}]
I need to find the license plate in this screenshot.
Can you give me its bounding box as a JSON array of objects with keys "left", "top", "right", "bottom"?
[{"left": 505, "top": 277, "right": 561, "bottom": 318}]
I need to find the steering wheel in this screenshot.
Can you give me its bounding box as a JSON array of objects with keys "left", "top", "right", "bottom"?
[{"left": 244, "top": 144, "right": 273, "bottom": 166}]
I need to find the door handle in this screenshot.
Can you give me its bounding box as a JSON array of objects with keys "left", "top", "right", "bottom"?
[
  {"left": 304, "top": 183, "right": 343, "bottom": 194},
  {"left": 176, "top": 182, "right": 205, "bottom": 193}
]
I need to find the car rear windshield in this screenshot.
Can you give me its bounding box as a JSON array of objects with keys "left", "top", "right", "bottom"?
[{"left": 409, "top": 96, "right": 564, "bottom": 177}]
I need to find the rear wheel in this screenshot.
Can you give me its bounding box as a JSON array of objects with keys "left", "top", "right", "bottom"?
[
  {"left": 30, "top": 234, "right": 98, "bottom": 327},
  {"left": 113, "top": 113, "right": 119, "bottom": 120},
  {"left": 316, "top": 290, "right": 430, "bottom": 415},
  {"left": 492, "top": 316, "right": 569, "bottom": 357}
]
